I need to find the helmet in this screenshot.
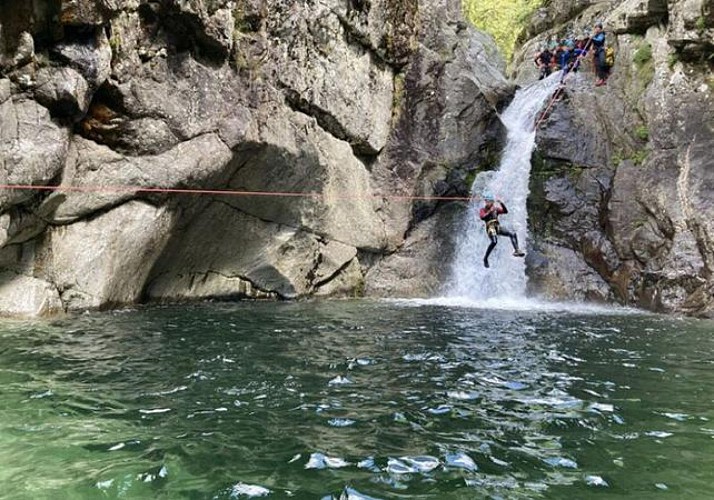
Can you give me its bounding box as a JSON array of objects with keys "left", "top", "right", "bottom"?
[{"left": 483, "top": 191, "right": 494, "bottom": 201}]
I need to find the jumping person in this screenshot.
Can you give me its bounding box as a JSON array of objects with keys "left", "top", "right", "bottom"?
[{"left": 479, "top": 193, "right": 525, "bottom": 268}]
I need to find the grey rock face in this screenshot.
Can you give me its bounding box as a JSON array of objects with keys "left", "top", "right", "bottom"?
[
  {"left": 0, "top": 95, "right": 69, "bottom": 210},
  {"left": 0, "top": 0, "right": 510, "bottom": 315}
]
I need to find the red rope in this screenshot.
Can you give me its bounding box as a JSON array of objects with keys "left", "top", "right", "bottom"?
[{"left": 0, "top": 183, "right": 479, "bottom": 202}]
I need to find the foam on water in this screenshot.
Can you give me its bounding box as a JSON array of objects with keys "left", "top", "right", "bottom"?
[{"left": 386, "top": 296, "right": 643, "bottom": 316}]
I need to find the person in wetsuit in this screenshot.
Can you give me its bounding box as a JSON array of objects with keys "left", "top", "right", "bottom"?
[
  {"left": 592, "top": 23, "right": 609, "bottom": 86},
  {"left": 479, "top": 193, "right": 525, "bottom": 268},
  {"left": 534, "top": 47, "right": 553, "bottom": 80}
]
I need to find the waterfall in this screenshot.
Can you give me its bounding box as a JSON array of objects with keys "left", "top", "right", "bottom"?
[{"left": 445, "top": 74, "right": 562, "bottom": 301}]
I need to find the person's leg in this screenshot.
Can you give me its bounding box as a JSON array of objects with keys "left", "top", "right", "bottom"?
[
  {"left": 596, "top": 49, "right": 607, "bottom": 82},
  {"left": 498, "top": 228, "right": 524, "bottom": 256},
  {"left": 483, "top": 233, "right": 497, "bottom": 268}
]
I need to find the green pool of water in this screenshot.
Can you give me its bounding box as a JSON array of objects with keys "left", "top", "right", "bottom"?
[{"left": 1, "top": 300, "right": 713, "bottom": 499}]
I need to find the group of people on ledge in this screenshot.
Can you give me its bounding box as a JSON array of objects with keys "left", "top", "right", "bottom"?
[{"left": 533, "top": 23, "right": 611, "bottom": 86}]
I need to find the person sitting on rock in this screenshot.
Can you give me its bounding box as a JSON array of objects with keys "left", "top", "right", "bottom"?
[
  {"left": 591, "top": 22, "right": 609, "bottom": 86},
  {"left": 557, "top": 42, "right": 573, "bottom": 82},
  {"left": 534, "top": 46, "right": 553, "bottom": 80},
  {"left": 570, "top": 37, "right": 589, "bottom": 73},
  {"left": 479, "top": 193, "right": 525, "bottom": 268}
]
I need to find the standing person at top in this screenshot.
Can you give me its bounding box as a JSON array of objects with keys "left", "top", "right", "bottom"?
[
  {"left": 592, "top": 22, "right": 609, "bottom": 86},
  {"left": 479, "top": 193, "right": 525, "bottom": 268}
]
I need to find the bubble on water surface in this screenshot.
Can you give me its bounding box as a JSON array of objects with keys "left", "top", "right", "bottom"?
[
  {"left": 426, "top": 404, "right": 452, "bottom": 415},
  {"left": 357, "top": 457, "right": 380, "bottom": 472},
  {"left": 29, "top": 390, "right": 53, "bottom": 399},
  {"left": 447, "top": 390, "right": 480, "bottom": 400},
  {"left": 139, "top": 408, "right": 171, "bottom": 414},
  {"left": 661, "top": 412, "right": 688, "bottom": 421},
  {"left": 588, "top": 403, "right": 614, "bottom": 413}
]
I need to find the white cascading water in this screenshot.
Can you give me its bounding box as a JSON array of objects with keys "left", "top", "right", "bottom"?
[{"left": 445, "top": 74, "right": 562, "bottom": 301}]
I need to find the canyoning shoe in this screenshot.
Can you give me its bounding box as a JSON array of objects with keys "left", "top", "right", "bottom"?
[{"left": 513, "top": 251, "right": 526, "bottom": 257}]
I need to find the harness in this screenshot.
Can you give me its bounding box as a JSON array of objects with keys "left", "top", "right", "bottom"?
[{"left": 485, "top": 219, "right": 500, "bottom": 237}]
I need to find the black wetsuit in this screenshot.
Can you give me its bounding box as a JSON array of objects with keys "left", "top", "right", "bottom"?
[{"left": 479, "top": 201, "right": 520, "bottom": 267}]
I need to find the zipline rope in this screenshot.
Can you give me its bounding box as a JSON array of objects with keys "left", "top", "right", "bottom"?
[{"left": 0, "top": 183, "right": 481, "bottom": 202}]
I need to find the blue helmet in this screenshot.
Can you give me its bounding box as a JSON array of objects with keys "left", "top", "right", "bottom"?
[{"left": 483, "top": 191, "right": 494, "bottom": 201}]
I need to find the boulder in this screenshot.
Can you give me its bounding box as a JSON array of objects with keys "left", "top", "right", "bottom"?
[
  {"left": 34, "top": 67, "right": 91, "bottom": 120},
  {"left": 34, "top": 201, "right": 174, "bottom": 310},
  {"left": 0, "top": 96, "right": 69, "bottom": 211},
  {"left": 0, "top": 272, "right": 63, "bottom": 317},
  {"left": 146, "top": 203, "right": 363, "bottom": 300}
]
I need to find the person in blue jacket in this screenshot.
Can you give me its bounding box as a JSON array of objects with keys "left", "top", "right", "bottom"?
[
  {"left": 592, "top": 23, "right": 609, "bottom": 86},
  {"left": 557, "top": 42, "right": 573, "bottom": 83}
]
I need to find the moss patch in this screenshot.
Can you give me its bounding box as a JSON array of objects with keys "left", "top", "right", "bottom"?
[{"left": 633, "top": 41, "right": 654, "bottom": 87}]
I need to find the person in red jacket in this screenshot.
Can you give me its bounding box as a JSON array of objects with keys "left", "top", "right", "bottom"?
[{"left": 479, "top": 193, "right": 525, "bottom": 268}]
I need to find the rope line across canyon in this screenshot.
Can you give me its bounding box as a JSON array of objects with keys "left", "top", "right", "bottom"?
[{"left": 0, "top": 183, "right": 484, "bottom": 203}]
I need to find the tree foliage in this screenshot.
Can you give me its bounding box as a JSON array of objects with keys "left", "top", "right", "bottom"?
[{"left": 462, "top": 0, "right": 542, "bottom": 61}]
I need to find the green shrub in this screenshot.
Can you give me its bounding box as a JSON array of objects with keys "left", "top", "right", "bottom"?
[
  {"left": 633, "top": 42, "right": 654, "bottom": 86},
  {"left": 667, "top": 52, "right": 679, "bottom": 70},
  {"left": 633, "top": 42, "right": 652, "bottom": 66},
  {"left": 695, "top": 16, "right": 706, "bottom": 33},
  {"left": 631, "top": 150, "right": 648, "bottom": 166},
  {"left": 462, "top": 0, "right": 542, "bottom": 61},
  {"left": 634, "top": 125, "right": 649, "bottom": 141}
]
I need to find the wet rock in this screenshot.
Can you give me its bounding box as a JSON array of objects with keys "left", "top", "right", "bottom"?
[
  {"left": 365, "top": 203, "right": 463, "bottom": 297},
  {"left": 0, "top": 272, "right": 63, "bottom": 317},
  {"left": 145, "top": 204, "right": 360, "bottom": 300},
  {"left": 527, "top": 244, "right": 613, "bottom": 302}
]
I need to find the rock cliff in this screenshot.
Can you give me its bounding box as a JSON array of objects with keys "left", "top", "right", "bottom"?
[
  {"left": 514, "top": 0, "right": 714, "bottom": 316},
  {"left": 0, "top": 0, "right": 511, "bottom": 315}
]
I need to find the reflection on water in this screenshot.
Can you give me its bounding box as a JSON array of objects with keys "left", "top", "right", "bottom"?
[{"left": 1, "top": 300, "right": 713, "bottom": 499}]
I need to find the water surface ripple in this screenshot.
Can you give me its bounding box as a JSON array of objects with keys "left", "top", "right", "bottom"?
[{"left": 1, "top": 301, "right": 713, "bottom": 499}]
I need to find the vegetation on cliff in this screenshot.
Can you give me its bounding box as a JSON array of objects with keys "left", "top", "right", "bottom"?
[{"left": 462, "top": 0, "right": 541, "bottom": 60}]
